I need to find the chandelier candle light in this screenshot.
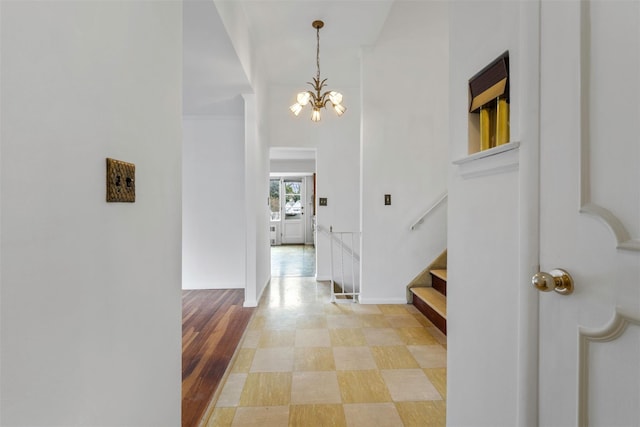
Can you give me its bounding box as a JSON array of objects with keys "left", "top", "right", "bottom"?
[{"left": 289, "top": 20, "right": 346, "bottom": 122}]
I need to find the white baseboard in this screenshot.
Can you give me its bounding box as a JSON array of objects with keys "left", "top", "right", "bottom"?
[
  {"left": 315, "top": 275, "right": 331, "bottom": 281},
  {"left": 358, "top": 296, "right": 409, "bottom": 305},
  {"left": 256, "top": 277, "right": 269, "bottom": 304},
  {"left": 243, "top": 277, "right": 270, "bottom": 308},
  {"left": 243, "top": 299, "right": 257, "bottom": 308},
  {"left": 182, "top": 283, "right": 244, "bottom": 290}
]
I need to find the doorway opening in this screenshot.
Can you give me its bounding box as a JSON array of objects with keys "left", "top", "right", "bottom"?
[
  {"left": 271, "top": 245, "right": 316, "bottom": 277},
  {"left": 269, "top": 147, "right": 317, "bottom": 278},
  {"left": 269, "top": 175, "right": 316, "bottom": 278}
]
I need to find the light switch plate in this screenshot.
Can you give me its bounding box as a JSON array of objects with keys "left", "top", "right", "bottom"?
[
  {"left": 106, "top": 158, "right": 135, "bottom": 202},
  {"left": 384, "top": 194, "right": 391, "bottom": 205},
  {"left": 319, "top": 197, "right": 327, "bottom": 206}
]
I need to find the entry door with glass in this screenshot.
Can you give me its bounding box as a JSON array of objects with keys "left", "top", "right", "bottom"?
[{"left": 282, "top": 179, "right": 305, "bottom": 244}]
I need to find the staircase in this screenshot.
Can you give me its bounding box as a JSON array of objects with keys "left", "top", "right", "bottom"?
[{"left": 408, "top": 250, "right": 447, "bottom": 335}]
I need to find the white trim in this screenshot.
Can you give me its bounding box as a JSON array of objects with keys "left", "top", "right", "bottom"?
[
  {"left": 182, "top": 114, "right": 243, "bottom": 121},
  {"left": 269, "top": 172, "right": 314, "bottom": 177},
  {"left": 579, "top": 204, "right": 640, "bottom": 251},
  {"left": 182, "top": 283, "right": 245, "bottom": 290},
  {"left": 453, "top": 142, "right": 520, "bottom": 179},
  {"left": 315, "top": 275, "right": 331, "bottom": 282},
  {"left": 244, "top": 277, "right": 270, "bottom": 308},
  {"left": 243, "top": 299, "right": 257, "bottom": 308},
  {"left": 358, "top": 297, "right": 408, "bottom": 305},
  {"left": 452, "top": 140, "right": 521, "bottom": 165},
  {"left": 577, "top": 309, "right": 640, "bottom": 426},
  {"left": 516, "top": 1, "right": 541, "bottom": 425}
]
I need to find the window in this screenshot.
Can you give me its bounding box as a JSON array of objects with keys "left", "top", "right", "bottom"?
[
  {"left": 270, "top": 179, "right": 280, "bottom": 221},
  {"left": 284, "top": 180, "right": 302, "bottom": 220}
]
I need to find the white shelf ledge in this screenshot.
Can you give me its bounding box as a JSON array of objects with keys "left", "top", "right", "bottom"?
[
  {"left": 453, "top": 141, "right": 521, "bottom": 164},
  {"left": 453, "top": 141, "right": 520, "bottom": 178}
]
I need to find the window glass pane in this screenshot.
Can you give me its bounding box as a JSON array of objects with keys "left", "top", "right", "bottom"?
[
  {"left": 270, "top": 179, "right": 280, "bottom": 221},
  {"left": 285, "top": 181, "right": 301, "bottom": 196},
  {"left": 284, "top": 180, "right": 302, "bottom": 220}
]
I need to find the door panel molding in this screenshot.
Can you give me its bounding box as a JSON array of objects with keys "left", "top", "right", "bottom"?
[
  {"left": 579, "top": 204, "right": 640, "bottom": 251},
  {"left": 578, "top": 309, "right": 640, "bottom": 426},
  {"left": 578, "top": 0, "right": 640, "bottom": 252}
]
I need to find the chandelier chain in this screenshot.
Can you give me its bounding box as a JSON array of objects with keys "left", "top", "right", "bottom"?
[
  {"left": 316, "top": 25, "right": 321, "bottom": 82},
  {"left": 289, "top": 19, "right": 345, "bottom": 121}
]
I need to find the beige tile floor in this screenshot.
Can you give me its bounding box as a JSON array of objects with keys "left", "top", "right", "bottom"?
[{"left": 203, "top": 277, "right": 446, "bottom": 427}]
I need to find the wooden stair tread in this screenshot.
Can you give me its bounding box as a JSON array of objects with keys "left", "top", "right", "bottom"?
[
  {"left": 411, "top": 287, "right": 446, "bottom": 319},
  {"left": 430, "top": 269, "right": 447, "bottom": 281}
]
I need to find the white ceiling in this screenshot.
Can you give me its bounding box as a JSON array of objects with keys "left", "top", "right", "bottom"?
[
  {"left": 239, "top": 0, "right": 394, "bottom": 87},
  {"left": 183, "top": 0, "right": 394, "bottom": 116}
]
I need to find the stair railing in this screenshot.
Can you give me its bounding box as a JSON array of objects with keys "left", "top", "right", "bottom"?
[
  {"left": 409, "top": 191, "right": 448, "bottom": 231},
  {"left": 329, "top": 226, "right": 360, "bottom": 303}
]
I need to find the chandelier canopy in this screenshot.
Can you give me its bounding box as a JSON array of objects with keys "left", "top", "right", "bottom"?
[{"left": 289, "top": 20, "right": 346, "bottom": 122}]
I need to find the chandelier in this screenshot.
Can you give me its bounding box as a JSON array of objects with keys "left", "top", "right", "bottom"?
[{"left": 289, "top": 20, "right": 346, "bottom": 122}]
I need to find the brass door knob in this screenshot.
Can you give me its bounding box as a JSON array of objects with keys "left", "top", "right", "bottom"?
[{"left": 532, "top": 269, "right": 574, "bottom": 295}]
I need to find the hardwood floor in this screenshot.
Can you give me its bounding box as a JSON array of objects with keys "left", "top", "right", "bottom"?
[{"left": 182, "top": 289, "right": 254, "bottom": 427}]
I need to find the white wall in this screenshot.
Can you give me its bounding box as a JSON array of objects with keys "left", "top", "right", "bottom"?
[
  {"left": 269, "top": 85, "right": 361, "bottom": 280},
  {"left": 212, "top": 0, "right": 253, "bottom": 87},
  {"left": 270, "top": 159, "right": 315, "bottom": 175},
  {"left": 253, "top": 77, "right": 273, "bottom": 305},
  {"left": 447, "top": 1, "right": 524, "bottom": 425},
  {"left": 182, "top": 116, "right": 246, "bottom": 289},
  {"left": 242, "top": 83, "right": 271, "bottom": 306},
  {"left": 1, "top": 1, "right": 182, "bottom": 425},
  {"left": 360, "top": 1, "right": 449, "bottom": 304},
  {"left": 243, "top": 94, "right": 259, "bottom": 306},
  {"left": 208, "top": 4, "right": 270, "bottom": 308}
]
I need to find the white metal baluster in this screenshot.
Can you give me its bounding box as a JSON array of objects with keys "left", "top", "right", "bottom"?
[
  {"left": 350, "top": 232, "right": 356, "bottom": 298},
  {"left": 328, "top": 229, "right": 361, "bottom": 302},
  {"left": 357, "top": 232, "right": 361, "bottom": 299},
  {"left": 340, "top": 233, "right": 345, "bottom": 299},
  {"left": 329, "top": 226, "right": 335, "bottom": 302}
]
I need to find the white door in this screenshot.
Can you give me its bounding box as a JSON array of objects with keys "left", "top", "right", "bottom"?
[
  {"left": 282, "top": 178, "right": 305, "bottom": 244},
  {"left": 538, "top": 1, "right": 640, "bottom": 425}
]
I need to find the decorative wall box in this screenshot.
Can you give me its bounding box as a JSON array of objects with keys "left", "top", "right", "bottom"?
[{"left": 468, "top": 51, "right": 510, "bottom": 154}]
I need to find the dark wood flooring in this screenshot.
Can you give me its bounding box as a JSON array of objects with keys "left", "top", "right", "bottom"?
[{"left": 182, "top": 289, "right": 254, "bottom": 427}]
